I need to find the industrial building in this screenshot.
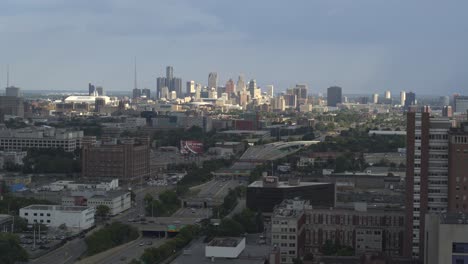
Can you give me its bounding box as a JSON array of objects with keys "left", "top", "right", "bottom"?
[{"left": 20, "top": 205, "right": 95, "bottom": 231}]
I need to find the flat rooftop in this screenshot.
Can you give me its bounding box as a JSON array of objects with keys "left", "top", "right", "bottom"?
[
  {"left": 208, "top": 237, "right": 244, "bottom": 248},
  {"left": 248, "top": 181, "right": 331, "bottom": 188},
  {"left": 21, "top": 204, "right": 90, "bottom": 212}
]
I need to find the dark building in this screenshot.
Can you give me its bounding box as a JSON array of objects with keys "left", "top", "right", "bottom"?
[
  {"left": 404, "top": 92, "right": 416, "bottom": 109},
  {"left": 88, "top": 83, "right": 95, "bottom": 95},
  {"left": 247, "top": 176, "right": 335, "bottom": 212},
  {"left": 327, "top": 86, "right": 342, "bottom": 107},
  {"left": 156, "top": 66, "right": 182, "bottom": 98},
  {"left": 142, "top": 88, "right": 151, "bottom": 98},
  {"left": 404, "top": 110, "right": 452, "bottom": 259},
  {"left": 96, "top": 86, "right": 104, "bottom": 96},
  {"left": 171, "top": 77, "right": 183, "bottom": 98},
  {"left": 448, "top": 122, "right": 468, "bottom": 213},
  {"left": 81, "top": 136, "right": 150, "bottom": 183},
  {"left": 442, "top": 105, "right": 453, "bottom": 117},
  {"left": 132, "top": 88, "right": 141, "bottom": 99}
]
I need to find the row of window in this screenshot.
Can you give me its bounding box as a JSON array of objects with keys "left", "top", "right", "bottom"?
[
  {"left": 24, "top": 212, "right": 51, "bottom": 217},
  {"left": 272, "top": 235, "right": 296, "bottom": 240}
]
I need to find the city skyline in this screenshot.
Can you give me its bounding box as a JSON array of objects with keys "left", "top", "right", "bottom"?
[{"left": 1, "top": 1, "right": 468, "bottom": 94}]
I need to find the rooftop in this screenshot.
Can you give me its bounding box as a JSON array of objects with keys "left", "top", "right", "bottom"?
[
  {"left": 248, "top": 180, "right": 331, "bottom": 188},
  {"left": 0, "top": 214, "right": 13, "bottom": 223},
  {"left": 207, "top": 237, "right": 244, "bottom": 248},
  {"left": 21, "top": 204, "right": 91, "bottom": 212}
]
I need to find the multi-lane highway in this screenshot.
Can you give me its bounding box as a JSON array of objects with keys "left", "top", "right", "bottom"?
[{"left": 30, "top": 236, "right": 87, "bottom": 264}]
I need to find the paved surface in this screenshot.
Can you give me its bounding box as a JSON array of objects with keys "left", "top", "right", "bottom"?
[
  {"left": 29, "top": 236, "right": 87, "bottom": 264},
  {"left": 197, "top": 179, "right": 238, "bottom": 199}
]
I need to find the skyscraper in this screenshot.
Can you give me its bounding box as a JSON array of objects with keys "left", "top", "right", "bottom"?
[
  {"left": 186, "top": 80, "right": 195, "bottom": 96},
  {"left": 373, "top": 93, "right": 379, "bottom": 104},
  {"left": 448, "top": 122, "right": 468, "bottom": 212},
  {"left": 166, "top": 66, "right": 173, "bottom": 80},
  {"left": 248, "top": 79, "right": 257, "bottom": 98},
  {"left": 297, "top": 84, "right": 308, "bottom": 100},
  {"left": 405, "top": 110, "right": 452, "bottom": 259},
  {"left": 208, "top": 72, "right": 218, "bottom": 89},
  {"left": 142, "top": 88, "right": 151, "bottom": 98},
  {"left": 237, "top": 75, "right": 246, "bottom": 92},
  {"left": 400, "top": 91, "right": 406, "bottom": 106},
  {"left": 88, "top": 83, "right": 96, "bottom": 96},
  {"left": 225, "top": 79, "right": 235, "bottom": 96},
  {"left": 156, "top": 77, "right": 167, "bottom": 99},
  {"left": 5, "top": 86, "right": 21, "bottom": 97},
  {"left": 265, "top": 85, "right": 274, "bottom": 97},
  {"left": 172, "top": 78, "right": 182, "bottom": 98},
  {"left": 405, "top": 92, "right": 416, "bottom": 109},
  {"left": 96, "top": 86, "right": 104, "bottom": 96},
  {"left": 454, "top": 95, "right": 468, "bottom": 113},
  {"left": 385, "top": 90, "right": 391, "bottom": 99},
  {"left": 327, "top": 86, "right": 342, "bottom": 107}
]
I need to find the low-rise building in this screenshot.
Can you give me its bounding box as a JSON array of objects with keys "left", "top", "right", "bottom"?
[
  {"left": 19, "top": 205, "right": 95, "bottom": 231},
  {"left": 271, "top": 199, "right": 307, "bottom": 264},
  {"left": 0, "top": 151, "right": 27, "bottom": 168},
  {"left": 205, "top": 237, "right": 246, "bottom": 259},
  {"left": 62, "top": 190, "right": 131, "bottom": 216},
  {"left": 41, "top": 179, "right": 119, "bottom": 192}
]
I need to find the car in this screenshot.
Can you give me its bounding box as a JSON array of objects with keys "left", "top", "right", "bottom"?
[{"left": 139, "top": 242, "right": 145, "bottom": 246}]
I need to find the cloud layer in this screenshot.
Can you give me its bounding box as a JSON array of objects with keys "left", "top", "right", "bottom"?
[{"left": 0, "top": 0, "right": 467, "bottom": 95}]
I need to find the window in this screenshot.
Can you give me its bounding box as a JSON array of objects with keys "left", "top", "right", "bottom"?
[
  {"left": 33, "top": 213, "right": 37, "bottom": 216},
  {"left": 47, "top": 213, "right": 51, "bottom": 216},
  {"left": 47, "top": 220, "right": 50, "bottom": 223},
  {"left": 453, "top": 243, "right": 468, "bottom": 253},
  {"left": 24, "top": 213, "right": 28, "bottom": 216},
  {"left": 289, "top": 250, "right": 296, "bottom": 255}
]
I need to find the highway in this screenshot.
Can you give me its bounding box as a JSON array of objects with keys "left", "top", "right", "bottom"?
[
  {"left": 92, "top": 237, "right": 166, "bottom": 264},
  {"left": 29, "top": 236, "right": 87, "bottom": 264}
]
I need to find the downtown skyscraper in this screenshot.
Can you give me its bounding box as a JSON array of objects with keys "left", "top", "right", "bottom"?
[{"left": 156, "top": 66, "right": 182, "bottom": 99}]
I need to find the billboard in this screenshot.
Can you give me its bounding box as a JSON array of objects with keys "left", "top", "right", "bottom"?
[{"left": 180, "top": 140, "right": 204, "bottom": 155}]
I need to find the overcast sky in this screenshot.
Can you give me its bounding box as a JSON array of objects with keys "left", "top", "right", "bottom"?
[{"left": 1, "top": 0, "right": 467, "bottom": 95}]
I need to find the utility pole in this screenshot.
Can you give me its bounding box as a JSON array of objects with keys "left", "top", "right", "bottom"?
[{"left": 33, "top": 225, "right": 36, "bottom": 249}]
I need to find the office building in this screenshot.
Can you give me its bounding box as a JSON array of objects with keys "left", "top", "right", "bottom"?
[
  {"left": 186, "top": 80, "right": 195, "bottom": 96},
  {"left": 166, "top": 66, "right": 173, "bottom": 80},
  {"left": 424, "top": 212, "right": 468, "bottom": 264},
  {"left": 156, "top": 77, "right": 167, "bottom": 99},
  {"left": 156, "top": 66, "right": 182, "bottom": 99},
  {"left": 132, "top": 88, "right": 141, "bottom": 99},
  {"left": 266, "top": 85, "right": 274, "bottom": 97},
  {"left": 141, "top": 88, "right": 151, "bottom": 98},
  {"left": 20, "top": 205, "right": 95, "bottom": 231},
  {"left": 247, "top": 176, "right": 335, "bottom": 212},
  {"left": 0, "top": 96, "right": 24, "bottom": 118},
  {"left": 404, "top": 92, "right": 416, "bottom": 109},
  {"left": 327, "top": 86, "right": 342, "bottom": 107},
  {"left": 5, "top": 86, "right": 21, "bottom": 97},
  {"left": 88, "top": 83, "right": 95, "bottom": 95},
  {"left": 208, "top": 72, "right": 218, "bottom": 89},
  {"left": 237, "top": 75, "right": 246, "bottom": 92},
  {"left": 0, "top": 126, "right": 83, "bottom": 152},
  {"left": 248, "top": 79, "right": 257, "bottom": 98},
  {"left": 283, "top": 94, "right": 297, "bottom": 109},
  {"left": 96, "top": 86, "right": 104, "bottom": 96},
  {"left": 454, "top": 95, "right": 468, "bottom": 113},
  {"left": 448, "top": 123, "right": 468, "bottom": 212},
  {"left": 81, "top": 137, "right": 150, "bottom": 183},
  {"left": 385, "top": 90, "right": 391, "bottom": 99},
  {"left": 400, "top": 91, "right": 406, "bottom": 106},
  {"left": 443, "top": 106, "right": 453, "bottom": 118},
  {"left": 405, "top": 110, "right": 452, "bottom": 258},
  {"left": 305, "top": 203, "right": 404, "bottom": 257},
  {"left": 271, "top": 199, "right": 307, "bottom": 264},
  {"left": 373, "top": 93, "right": 379, "bottom": 104},
  {"left": 225, "top": 79, "right": 235, "bottom": 96}
]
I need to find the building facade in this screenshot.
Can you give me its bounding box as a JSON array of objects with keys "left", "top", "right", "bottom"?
[
  {"left": 448, "top": 123, "right": 468, "bottom": 212},
  {"left": 405, "top": 110, "right": 452, "bottom": 258},
  {"left": 81, "top": 137, "right": 150, "bottom": 183},
  {"left": 19, "top": 205, "right": 95, "bottom": 231},
  {"left": 327, "top": 86, "right": 342, "bottom": 107}
]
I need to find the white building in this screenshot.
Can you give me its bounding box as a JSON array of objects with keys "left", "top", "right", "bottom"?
[
  {"left": 20, "top": 205, "right": 95, "bottom": 231},
  {"left": 373, "top": 93, "right": 379, "bottom": 104},
  {"left": 205, "top": 237, "right": 246, "bottom": 259},
  {"left": 425, "top": 213, "right": 468, "bottom": 264},
  {"left": 41, "top": 179, "right": 119, "bottom": 192},
  {"left": 400, "top": 91, "right": 406, "bottom": 106},
  {"left": 62, "top": 191, "right": 131, "bottom": 216},
  {"left": 0, "top": 126, "right": 83, "bottom": 152}
]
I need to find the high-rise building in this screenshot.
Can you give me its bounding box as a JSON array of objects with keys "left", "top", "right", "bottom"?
[
  {"left": 172, "top": 78, "right": 182, "bottom": 97},
  {"left": 195, "top": 83, "right": 202, "bottom": 100},
  {"left": 284, "top": 94, "right": 297, "bottom": 108},
  {"left": 400, "top": 91, "right": 406, "bottom": 106},
  {"left": 5, "top": 86, "right": 21, "bottom": 97},
  {"left": 156, "top": 77, "right": 167, "bottom": 99},
  {"left": 265, "top": 85, "right": 274, "bottom": 97},
  {"left": 141, "top": 88, "right": 151, "bottom": 98},
  {"left": 327, "top": 86, "right": 342, "bottom": 107},
  {"left": 132, "top": 88, "right": 141, "bottom": 99},
  {"left": 248, "top": 79, "right": 257, "bottom": 98},
  {"left": 208, "top": 72, "right": 218, "bottom": 89},
  {"left": 448, "top": 123, "right": 468, "bottom": 212},
  {"left": 166, "top": 66, "right": 173, "bottom": 80},
  {"left": 385, "top": 90, "right": 391, "bottom": 99},
  {"left": 454, "top": 95, "right": 468, "bottom": 113},
  {"left": 373, "top": 93, "right": 379, "bottom": 104},
  {"left": 186, "top": 80, "right": 195, "bottom": 96},
  {"left": 96, "top": 86, "right": 104, "bottom": 96},
  {"left": 405, "top": 92, "right": 416, "bottom": 109},
  {"left": 405, "top": 110, "right": 452, "bottom": 259},
  {"left": 88, "top": 83, "right": 96, "bottom": 96},
  {"left": 225, "top": 79, "right": 235, "bottom": 96},
  {"left": 442, "top": 106, "right": 453, "bottom": 117},
  {"left": 236, "top": 75, "right": 246, "bottom": 92},
  {"left": 296, "top": 84, "right": 308, "bottom": 99}
]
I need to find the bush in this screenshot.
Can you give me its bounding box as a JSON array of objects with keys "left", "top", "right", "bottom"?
[{"left": 0, "top": 233, "right": 28, "bottom": 264}]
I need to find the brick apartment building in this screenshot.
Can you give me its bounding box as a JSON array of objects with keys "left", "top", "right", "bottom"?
[{"left": 81, "top": 136, "right": 150, "bottom": 183}]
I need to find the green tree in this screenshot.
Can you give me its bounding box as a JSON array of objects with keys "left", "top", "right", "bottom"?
[
  {"left": 96, "top": 205, "right": 111, "bottom": 219},
  {"left": 0, "top": 233, "right": 29, "bottom": 264},
  {"left": 218, "top": 218, "right": 244, "bottom": 237},
  {"left": 85, "top": 222, "right": 139, "bottom": 256}
]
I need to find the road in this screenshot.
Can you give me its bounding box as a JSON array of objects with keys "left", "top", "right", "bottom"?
[
  {"left": 29, "top": 237, "right": 87, "bottom": 264},
  {"left": 93, "top": 237, "right": 166, "bottom": 264}
]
